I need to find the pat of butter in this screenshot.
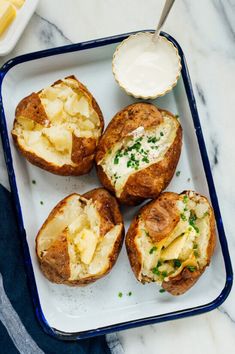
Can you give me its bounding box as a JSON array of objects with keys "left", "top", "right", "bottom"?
[
  {"left": 9, "top": 0, "right": 24, "bottom": 8},
  {"left": 0, "top": 0, "right": 16, "bottom": 36}
]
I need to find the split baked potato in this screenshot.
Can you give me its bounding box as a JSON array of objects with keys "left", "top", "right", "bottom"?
[
  {"left": 126, "top": 190, "right": 216, "bottom": 295},
  {"left": 95, "top": 103, "right": 182, "bottom": 205},
  {"left": 36, "top": 188, "right": 124, "bottom": 285},
  {"left": 12, "top": 75, "right": 104, "bottom": 175}
]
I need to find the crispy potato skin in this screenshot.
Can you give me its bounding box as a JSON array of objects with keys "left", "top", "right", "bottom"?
[
  {"left": 39, "top": 233, "right": 71, "bottom": 284},
  {"left": 140, "top": 192, "right": 180, "bottom": 243},
  {"left": 12, "top": 75, "right": 104, "bottom": 176},
  {"left": 36, "top": 188, "right": 124, "bottom": 286},
  {"left": 126, "top": 191, "right": 216, "bottom": 295},
  {"left": 15, "top": 92, "right": 50, "bottom": 127},
  {"left": 95, "top": 103, "right": 182, "bottom": 205}
]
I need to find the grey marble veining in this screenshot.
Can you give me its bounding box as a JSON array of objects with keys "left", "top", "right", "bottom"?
[{"left": 0, "top": 0, "right": 235, "bottom": 353}]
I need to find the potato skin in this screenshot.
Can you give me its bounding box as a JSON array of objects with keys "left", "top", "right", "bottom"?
[
  {"left": 12, "top": 76, "right": 104, "bottom": 176},
  {"left": 36, "top": 188, "right": 124, "bottom": 286},
  {"left": 126, "top": 191, "right": 216, "bottom": 295},
  {"left": 95, "top": 103, "right": 182, "bottom": 205}
]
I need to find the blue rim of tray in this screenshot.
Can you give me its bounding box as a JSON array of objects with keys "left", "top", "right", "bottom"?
[{"left": 0, "top": 30, "right": 233, "bottom": 340}]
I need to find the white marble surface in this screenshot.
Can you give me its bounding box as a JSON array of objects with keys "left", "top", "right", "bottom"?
[{"left": 0, "top": 0, "right": 235, "bottom": 353}]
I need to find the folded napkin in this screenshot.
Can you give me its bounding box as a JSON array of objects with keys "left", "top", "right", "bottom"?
[{"left": 0, "top": 183, "right": 120, "bottom": 354}]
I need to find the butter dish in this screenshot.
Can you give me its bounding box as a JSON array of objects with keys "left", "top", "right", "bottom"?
[{"left": 0, "top": 0, "right": 38, "bottom": 56}]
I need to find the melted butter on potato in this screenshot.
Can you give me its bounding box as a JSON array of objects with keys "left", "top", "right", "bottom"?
[
  {"left": 135, "top": 191, "right": 211, "bottom": 284},
  {"left": 99, "top": 113, "right": 178, "bottom": 197}
]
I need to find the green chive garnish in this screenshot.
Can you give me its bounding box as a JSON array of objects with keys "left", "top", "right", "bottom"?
[
  {"left": 173, "top": 259, "right": 181, "bottom": 268},
  {"left": 187, "top": 266, "right": 196, "bottom": 272},
  {"left": 149, "top": 246, "right": 157, "bottom": 254},
  {"left": 159, "top": 288, "right": 166, "bottom": 293}
]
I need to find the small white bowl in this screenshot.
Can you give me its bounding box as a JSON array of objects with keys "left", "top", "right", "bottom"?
[{"left": 112, "top": 32, "right": 182, "bottom": 99}]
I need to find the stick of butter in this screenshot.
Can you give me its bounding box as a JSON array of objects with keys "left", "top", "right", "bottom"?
[
  {"left": 9, "top": 0, "right": 25, "bottom": 8},
  {"left": 0, "top": 0, "right": 16, "bottom": 36}
]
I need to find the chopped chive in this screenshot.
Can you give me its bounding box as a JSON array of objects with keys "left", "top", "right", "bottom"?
[
  {"left": 175, "top": 114, "right": 180, "bottom": 119},
  {"left": 180, "top": 213, "right": 187, "bottom": 221},
  {"left": 194, "top": 225, "right": 200, "bottom": 233},
  {"left": 157, "top": 260, "right": 162, "bottom": 267},
  {"left": 114, "top": 156, "right": 119, "bottom": 164},
  {"left": 189, "top": 211, "right": 199, "bottom": 233},
  {"left": 176, "top": 170, "right": 181, "bottom": 177},
  {"left": 113, "top": 172, "right": 120, "bottom": 180},
  {"left": 173, "top": 259, "right": 181, "bottom": 268},
  {"left": 193, "top": 243, "right": 198, "bottom": 249},
  {"left": 187, "top": 177, "right": 191, "bottom": 182},
  {"left": 147, "top": 136, "right": 160, "bottom": 144},
  {"left": 114, "top": 149, "right": 123, "bottom": 164},
  {"left": 183, "top": 195, "right": 188, "bottom": 204},
  {"left": 159, "top": 288, "right": 166, "bottom": 293},
  {"left": 194, "top": 251, "right": 199, "bottom": 257},
  {"left": 32, "top": 180, "right": 36, "bottom": 184},
  {"left": 149, "top": 246, "right": 157, "bottom": 254},
  {"left": 189, "top": 212, "right": 197, "bottom": 222},
  {"left": 127, "top": 291, "right": 132, "bottom": 296},
  {"left": 161, "top": 271, "right": 168, "bottom": 278},
  {"left": 152, "top": 267, "right": 160, "bottom": 275},
  {"left": 118, "top": 292, "right": 123, "bottom": 298},
  {"left": 40, "top": 201, "right": 44, "bottom": 205},
  {"left": 187, "top": 265, "right": 196, "bottom": 272},
  {"left": 142, "top": 156, "right": 149, "bottom": 163},
  {"left": 160, "top": 131, "right": 164, "bottom": 136}
]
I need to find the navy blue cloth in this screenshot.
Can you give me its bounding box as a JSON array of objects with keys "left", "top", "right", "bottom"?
[{"left": 0, "top": 184, "right": 110, "bottom": 354}]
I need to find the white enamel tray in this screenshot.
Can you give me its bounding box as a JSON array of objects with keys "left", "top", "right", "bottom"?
[
  {"left": 0, "top": 0, "right": 39, "bottom": 56},
  {"left": 0, "top": 31, "right": 232, "bottom": 340}
]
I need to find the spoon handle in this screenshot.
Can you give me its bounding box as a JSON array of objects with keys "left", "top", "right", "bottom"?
[{"left": 152, "top": 0, "right": 176, "bottom": 42}]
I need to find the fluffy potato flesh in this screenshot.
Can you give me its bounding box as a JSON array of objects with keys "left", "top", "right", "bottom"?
[
  {"left": 132, "top": 191, "right": 214, "bottom": 287},
  {"left": 98, "top": 111, "right": 178, "bottom": 197},
  {"left": 36, "top": 194, "right": 122, "bottom": 283},
  {"left": 12, "top": 77, "right": 102, "bottom": 167}
]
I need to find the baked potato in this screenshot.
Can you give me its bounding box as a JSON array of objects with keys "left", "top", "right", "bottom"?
[
  {"left": 36, "top": 188, "right": 124, "bottom": 285},
  {"left": 95, "top": 103, "right": 182, "bottom": 205},
  {"left": 12, "top": 75, "right": 104, "bottom": 175},
  {"left": 125, "top": 190, "right": 216, "bottom": 295}
]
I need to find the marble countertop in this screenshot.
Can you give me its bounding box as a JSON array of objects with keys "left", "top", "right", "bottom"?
[{"left": 1, "top": 0, "right": 235, "bottom": 353}]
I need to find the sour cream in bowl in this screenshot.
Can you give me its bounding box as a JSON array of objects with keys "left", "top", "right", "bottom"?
[{"left": 112, "top": 32, "right": 182, "bottom": 99}]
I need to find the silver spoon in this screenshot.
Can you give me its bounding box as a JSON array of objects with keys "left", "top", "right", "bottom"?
[{"left": 152, "top": 0, "right": 176, "bottom": 42}]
